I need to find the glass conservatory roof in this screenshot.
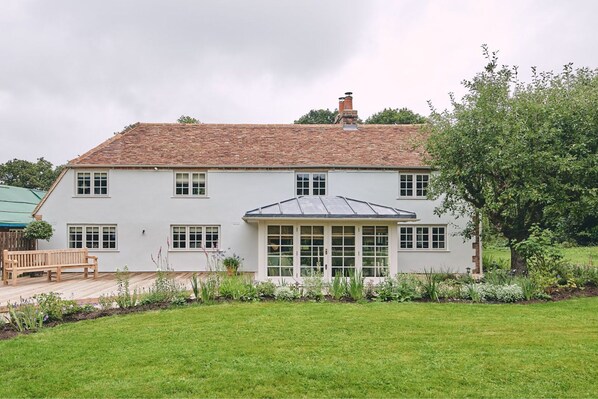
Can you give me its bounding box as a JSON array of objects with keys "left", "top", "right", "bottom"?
[{"left": 244, "top": 196, "right": 417, "bottom": 221}]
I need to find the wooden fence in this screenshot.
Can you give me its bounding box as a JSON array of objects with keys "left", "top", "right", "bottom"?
[{"left": 0, "top": 231, "right": 36, "bottom": 272}]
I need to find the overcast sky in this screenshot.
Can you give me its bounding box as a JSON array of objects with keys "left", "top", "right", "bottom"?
[{"left": 1, "top": 0, "right": 597, "bottom": 165}]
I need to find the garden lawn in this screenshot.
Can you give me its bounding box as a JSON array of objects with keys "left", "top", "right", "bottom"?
[
  {"left": 1, "top": 300, "right": 597, "bottom": 398},
  {"left": 485, "top": 245, "right": 598, "bottom": 267}
]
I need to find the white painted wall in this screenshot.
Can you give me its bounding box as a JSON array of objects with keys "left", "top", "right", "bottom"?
[{"left": 37, "top": 168, "right": 475, "bottom": 275}]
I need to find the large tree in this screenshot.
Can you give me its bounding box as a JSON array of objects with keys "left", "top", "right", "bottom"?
[
  {"left": 0, "top": 158, "right": 64, "bottom": 191},
  {"left": 426, "top": 47, "right": 598, "bottom": 274},
  {"left": 294, "top": 109, "right": 338, "bottom": 124},
  {"left": 365, "top": 107, "right": 427, "bottom": 124}
]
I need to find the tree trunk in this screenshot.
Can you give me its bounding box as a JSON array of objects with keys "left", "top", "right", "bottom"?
[{"left": 510, "top": 246, "right": 528, "bottom": 275}]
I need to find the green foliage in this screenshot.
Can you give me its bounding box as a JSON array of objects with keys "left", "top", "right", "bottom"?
[
  {"left": 426, "top": 45, "right": 598, "bottom": 273},
  {"left": 177, "top": 115, "right": 200, "bottom": 124},
  {"left": 294, "top": 108, "right": 338, "bottom": 124},
  {"left": 302, "top": 273, "right": 325, "bottom": 301},
  {"left": 274, "top": 285, "right": 299, "bottom": 301},
  {"left": 219, "top": 275, "right": 258, "bottom": 302},
  {"left": 23, "top": 220, "right": 53, "bottom": 241},
  {"left": 190, "top": 273, "right": 200, "bottom": 300},
  {"left": 421, "top": 270, "right": 441, "bottom": 301},
  {"left": 33, "top": 292, "right": 81, "bottom": 321},
  {"left": 365, "top": 107, "right": 427, "bottom": 124},
  {"left": 139, "top": 270, "right": 188, "bottom": 305},
  {"left": 222, "top": 254, "right": 243, "bottom": 274},
  {"left": 0, "top": 157, "right": 63, "bottom": 191},
  {"left": 115, "top": 266, "right": 138, "bottom": 309},
  {"left": 376, "top": 275, "right": 421, "bottom": 302},
  {"left": 6, "top": 298, "right": 45, "bottom": 332},
  {"left": 255, "top": 281, "right": 276, "bottom": 298},
  {"left": 98, "top": 294, "right": 114, "bottom": 310},
  {"left": 459, "top": 283, "right": 524, "bottom": 303},
  {"left": 329, "top": 275, "right": 346, "bottom": 300},
  {"left": 347, "top": 271, "right": 364, "bottom": 301},
  {"left": 199, "top": 275, "right": 219, "bottom": 303}
]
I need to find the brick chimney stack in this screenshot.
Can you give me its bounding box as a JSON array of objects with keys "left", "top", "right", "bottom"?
[{"left": 335, "top": 91, "right": 358, "bottom": 126}]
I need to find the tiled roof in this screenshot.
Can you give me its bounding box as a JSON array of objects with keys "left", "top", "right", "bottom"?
[
  {"left": 69, "top": 123, "right": 428, "bottom": 168},
  {"left": 244, "top": 196, "right": 417, "bottom": 220}
]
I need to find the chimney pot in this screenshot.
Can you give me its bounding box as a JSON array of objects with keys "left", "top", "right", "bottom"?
[
  {"left": 335, "top": 91, "right": 358, "bottom": 126},
  {"left": 338, "top": 97, "right": 345, "bottom": 113}
]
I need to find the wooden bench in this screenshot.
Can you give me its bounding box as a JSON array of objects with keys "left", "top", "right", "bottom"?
[{"left": 2, "top": 248, "right": 98, "bottom": 286}]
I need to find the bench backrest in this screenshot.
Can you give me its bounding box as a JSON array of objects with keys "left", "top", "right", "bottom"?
[{"left": 2, "top": 248, "right": 89, "bottom": 269}]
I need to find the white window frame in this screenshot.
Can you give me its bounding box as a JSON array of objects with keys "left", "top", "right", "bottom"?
[
  {"left": 399, "top": 225, "right": 447, "bottom": 251},
  {"left": 75, "top": 171, "right": 109, "bottom": 197},
  {"left": 173, "top": 171, "right": 207, "bottom": 197},
  {"left": 67, "top": 224, "right": 117, "bottom": 250},
  {"left": 170, "top": 225, "right": 220, "bottom": 251},
  {"left": 399, "top": 173, "right": 429, "bottom": 198},
  {"left": 295, "top": 172, "right": 327, "bottom": 196}
]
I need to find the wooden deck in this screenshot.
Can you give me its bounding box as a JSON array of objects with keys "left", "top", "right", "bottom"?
[{"left": 0, "top": 272, "right": 197, "bottom": 309}]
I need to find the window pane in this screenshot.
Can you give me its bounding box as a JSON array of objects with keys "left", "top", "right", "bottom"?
[
  {"left": 362, "top": 226, "right": 389, "bottom": 277},
  {"left": 296, "top": 173, "right": 310, "bottom": 196},
  {"left": 416, "top": 227, "right": 430, "bottom": 249},
  {"left": 205, "top": 226, "right": 219, "bottom": 249},
  {"left": 400, "top": 227, "right": 413, "bottom": 249},
  {"left": 416, "top": 174, "right": 429, "bottom": 197},
  {"left": 267, "top": 225, "right": 294, "bottom": 277},
  {"left": 312, "top": 173, "right": 326, "bottom": 195},
  {"left": 77, "top": 173, "right": 91, "bottom": 195},
  {"left": 85, "top": 226, "right": 100, "bottom": 249},
  {"left": 69, "top": 226, "right": 83, "bottom": 248},
  {"left": 102, "top": 226, "right": 116, "bottom": 249},
  {"left": 400, "top": 174, "right": 413, "bottom": 197},
  {"left": 432, "top": 227, "right": 446, "bottom": 249},
  {"left": 175, "top": 173, "right": 190, "bottom": 195},
  {"left": 189, "top": 226, "right": 203, "bottom": 248},
  {"left": 172, "top": 226, "right": 187, "bottom": 249},
  {"left": 93, "top": 172, "right": 108, "bottom": 195},
  {"left": 192, "top": 173, "right": 206, "bottom": 195}
]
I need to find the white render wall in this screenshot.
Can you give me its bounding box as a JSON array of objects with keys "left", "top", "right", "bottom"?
[{"left": 37, "top": 168, "right": 475, "bottom": 275}]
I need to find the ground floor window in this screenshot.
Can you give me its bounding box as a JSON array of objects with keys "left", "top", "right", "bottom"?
[
  {"left": 267, "top": 225, "right": 294, "bottom": 277},
  {"left": 171, "top": 225, "right": 220, "bottom": 250},
  {"left": 68, "top": 225, "right": 117, "bottom": 250},
  {"left": 400, "top": 225, "right": 446, "bottom": 250}
]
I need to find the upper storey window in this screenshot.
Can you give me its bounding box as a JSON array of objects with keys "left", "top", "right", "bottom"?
[
  {"left": 174, "top": 172, "right": 206, "bottom": 196},
  {"left": 399, "top": 173, "right": 429, "bottom": 198},
  {"left": 296, "top": 172, "right": 326, "bottom": 196},
  {"left": 76, "top": 171, "right": 108, "bottom": 196}
]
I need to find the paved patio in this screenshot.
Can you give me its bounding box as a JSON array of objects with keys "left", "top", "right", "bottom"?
[{"left": 0, "top": 272, "right": 196, "bottom": 309}]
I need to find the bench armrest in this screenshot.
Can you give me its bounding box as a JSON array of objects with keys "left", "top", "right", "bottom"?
[{"left": 86, "top": 255, "right": 98, "bottom": 260}]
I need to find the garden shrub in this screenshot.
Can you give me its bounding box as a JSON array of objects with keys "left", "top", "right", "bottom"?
[
  {"left": 459, "top": 283, "right": 524, "bottom": 302},
  {"left": 376, "top": 275, "right": 421, "bottom": 302},
  {"left": 347, "top": 271, "right": 364, "bottom": 301},
  {"left": 256, "top": 281, "right": 276, "bottom": 298},
  {"left": 219, "top": 275, "right": 258, "bottom": 301},
  {"left": 23, "top": 220, "right": 53, "bottom": 241},
  {"left": 115, "top": 266, "right": 138, "bottom": 309},
  {"left": 7, "top": 299, "right": 45, "bottom": 332},
  {"left": 274, "top": 285, "right": 298, "bottom": 301},
  {"left": 329, "top": 275, "right": 347, "bottom": 300},
  {"left": 34, "top": 292, "right": 82, "bottom": 321},
  {"left": 139, "top": 269, "right": 188, "bottom": 305},
  {"left": 200, "top": 274, "right": 219, "bottom": 303},
  {"left": 302, "top": 273, "right": 325, "bottom": 301},
  {"left": 421, "top": 270, "right": 441, "bottom": 301}
]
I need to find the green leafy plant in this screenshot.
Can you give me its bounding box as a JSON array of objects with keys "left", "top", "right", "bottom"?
[
  {"left": 115, "top": 266, "right": 138, "bottom": 309},
  {"left": 421, "top": 269, "right": 441, "bottom": 302},
  {"left": 347, "top": 271, "right": 364, "bottom": 301},
  {"left": 256, "top": 281, "right": 277, "bottom": 298},
  {"left": 302, "top": 273, "right": 324, "bottom": 301},
  {"left": 34, "top": 292, "right": 81, "bottom": 321},
  {"left": 200, "top": 275, "right": 219, "bottom": 303},
  {"left": 7, "top": 298, "right": 45, "bottom": 332},
  {"left": 222, "top": 254, "right": 243, "bottom": 275},
  {"left": 274, "top": 285, "right": 298, "bottom": 301},
  {"left": 98, "top": 294, "right": 114, "bottom": 310},
  {"left": 330, "top": 275, "right": 346, "bottom": 300},
  {"left": 219, "top": 275, "right": 256, "bottom": 301},
  {"left": 191, "top": 273, "right": 200, "bottom": 300},
  {"left": 23, "top": 220, "right": 53, "bottom": 241}
]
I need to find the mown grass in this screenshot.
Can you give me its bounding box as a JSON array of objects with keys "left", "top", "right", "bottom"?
[
  {"left": 0, "top": 300, "right": 597, "bottom": 398},
  {"left": 485, "top": 245, "right": 598, "bottom": 267}
]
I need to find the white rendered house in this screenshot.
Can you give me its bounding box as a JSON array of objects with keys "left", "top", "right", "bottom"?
[{"left": 34, "top": 95, "right": 480, "bottom": 280}]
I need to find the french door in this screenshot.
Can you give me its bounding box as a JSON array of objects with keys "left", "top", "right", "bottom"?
[{"left": 266, "top": 223, "right": 391, "bottom": 280}]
